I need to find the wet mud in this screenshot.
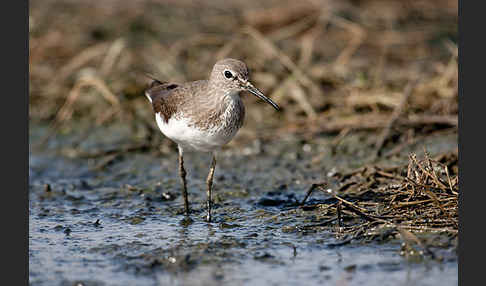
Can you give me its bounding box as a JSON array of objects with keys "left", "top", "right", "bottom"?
[{"left": 29, "top": 123, "right": 458, "bottom": 286}]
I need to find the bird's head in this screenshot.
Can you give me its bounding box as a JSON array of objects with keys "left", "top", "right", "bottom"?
[{"left": 209, "top": 58, "right": 280, "bottom": 111}]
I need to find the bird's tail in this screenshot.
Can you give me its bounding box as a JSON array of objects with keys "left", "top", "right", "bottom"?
[
  {"left": 143, "top": 72, "right": 164, "bottom": 87},
  {"left": 142, "top": 72, "right": 164, "bottom": 103}
]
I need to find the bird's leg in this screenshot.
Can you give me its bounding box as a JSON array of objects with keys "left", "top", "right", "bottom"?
[
  {"left": 206, "top": 153, "right": 217, "bottom": 222},
  {"left": 178, "top": 146, "right": 189, "bottom": 216}
]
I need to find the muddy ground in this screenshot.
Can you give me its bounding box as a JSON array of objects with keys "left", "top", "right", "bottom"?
[
  {"left": 29, "top": 121, "right": 457, "bottom": 285},
  {"left": 29, "top": 0, "right": 458, "bottom": 285}
]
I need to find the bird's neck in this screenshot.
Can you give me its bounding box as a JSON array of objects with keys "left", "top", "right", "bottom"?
[
  {"left": 221, "top": 91, "right": 245, "bottom": 129},
  {"left": 197, "top": 89, "right": 244, "bottom": 131},
  {"left": 224, "top": 89, "right": 241, "bottom": 100}
]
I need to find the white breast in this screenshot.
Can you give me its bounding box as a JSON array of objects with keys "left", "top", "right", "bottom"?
[
  {"left": 155, "top": 91, "right": 244, "bottom": 152},
  {"left": 155, "top": 112, "right": 239, "bottom": 152}
]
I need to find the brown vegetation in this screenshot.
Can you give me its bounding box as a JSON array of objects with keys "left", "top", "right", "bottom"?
[
  {"left": 300, "top": 150, "right": 458, "bottom": 258},
  {"left": 29, "top": 0, "right": 457, "bottom": 146},
  {"left": 29, "top": 0, "right": 458, "bottom": 250}
]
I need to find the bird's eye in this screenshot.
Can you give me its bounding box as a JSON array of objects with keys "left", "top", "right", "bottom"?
[{"left": 224, "top": 70, "right": 233, "bottom": 79}]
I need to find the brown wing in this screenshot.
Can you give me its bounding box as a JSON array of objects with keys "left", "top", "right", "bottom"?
[{"left": 145, "top": 80, "right": 180, "bottom": 123}]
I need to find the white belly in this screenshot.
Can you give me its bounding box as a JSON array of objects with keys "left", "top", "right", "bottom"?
[{"left": 155, "top": 113, "right": 238, "bottom": 152}]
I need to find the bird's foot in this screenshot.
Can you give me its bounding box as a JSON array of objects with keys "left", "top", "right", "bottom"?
[{"left": 179, "top": 216, "right": 194, "bottom": 227}]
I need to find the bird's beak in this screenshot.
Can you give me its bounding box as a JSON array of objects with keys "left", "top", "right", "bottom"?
[{"left": 243, "top": 81, "right": 280, "bottom": 111}]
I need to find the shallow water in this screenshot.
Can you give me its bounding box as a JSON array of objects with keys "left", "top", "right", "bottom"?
[{"left": 29, "top": 123, "right": 458, "bottom": 286}]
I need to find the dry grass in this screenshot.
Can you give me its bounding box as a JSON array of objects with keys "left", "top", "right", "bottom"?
[
  {"left": 29, "top": 0, "right": 458, "bottom": 252},
  {"left": 300, "top": 150, "right": 458, "bottom": 258},
  {"left": 29, "top": 0, "right": 457, "bottom": 148}
]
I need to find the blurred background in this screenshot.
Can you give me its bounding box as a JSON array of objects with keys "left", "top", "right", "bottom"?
[
  {"left": 29, "top": 2, "right": 458, "bottom": 284},
  {"left": 29, "top": 0, "right": 458, "bottom": 153}
]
